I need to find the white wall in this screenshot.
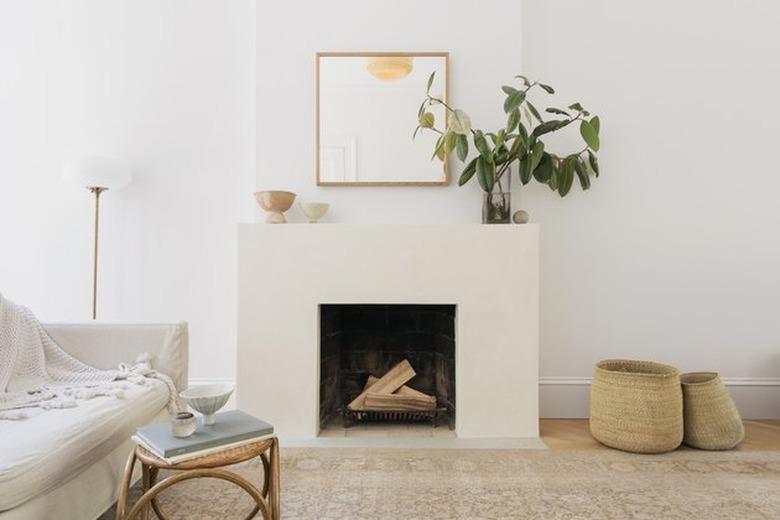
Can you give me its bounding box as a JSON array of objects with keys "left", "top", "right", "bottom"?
[
  {"left": 2, "top": 0, "right": 777, "bottom": 416},
  {"left": 522, "top": 0, "right": 780, "bottom": 416},
  {"left": 257, "top": 0, "right": 523, "bottom": 223},
  {"left": 258, "top": 0, "right": 779, "bottom": 417},
  {"left": 0, "top": 0, "right": 255, "bottom": 380}
]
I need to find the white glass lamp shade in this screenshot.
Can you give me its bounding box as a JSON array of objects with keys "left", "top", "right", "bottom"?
[{"left": 62, "top": 156, "right": 132, "bottom": 190}]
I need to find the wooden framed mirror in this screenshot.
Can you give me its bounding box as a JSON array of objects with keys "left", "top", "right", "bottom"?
[{"left": 316, "top": 51, "right": 449, "bottom": 186}]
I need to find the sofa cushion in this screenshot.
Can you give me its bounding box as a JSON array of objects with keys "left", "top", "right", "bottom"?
[{"left": 0, "top": 381, "right": 168, "bottom": 511}]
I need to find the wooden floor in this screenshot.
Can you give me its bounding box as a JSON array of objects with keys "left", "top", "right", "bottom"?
[{"left": 541, "top": 419, "right": 780, "bottom": 451}]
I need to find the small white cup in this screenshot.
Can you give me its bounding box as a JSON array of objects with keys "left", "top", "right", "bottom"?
[{"left": 171, "top": 411, "right": 197, "bottom": 438}]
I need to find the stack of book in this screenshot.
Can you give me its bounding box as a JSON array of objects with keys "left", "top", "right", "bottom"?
[{"left": 133, "top": 410, "right": 274, "bottom": 464}]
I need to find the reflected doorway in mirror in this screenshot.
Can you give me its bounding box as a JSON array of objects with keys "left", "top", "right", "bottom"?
[{"left": 320, "top": 137, "right": 357, "bottom": 182}]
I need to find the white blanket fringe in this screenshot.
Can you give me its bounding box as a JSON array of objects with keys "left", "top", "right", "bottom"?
[{"left": 0, "top": 294, "right": 183, "bottom": 420}]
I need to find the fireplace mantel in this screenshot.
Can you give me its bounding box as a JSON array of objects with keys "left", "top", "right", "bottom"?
[{"left": 237, "top": 224, "right": 539, "bottom": 438}]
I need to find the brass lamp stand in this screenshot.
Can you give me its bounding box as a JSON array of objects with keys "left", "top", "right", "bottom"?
[
  {"left": 88, "top": 186, "right": 108, "bottom": 320},
  {"left": 62, "top": 156, "right": 132, "bottom": 320}
]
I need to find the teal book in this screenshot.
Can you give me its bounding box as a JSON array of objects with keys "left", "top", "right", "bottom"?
[{"left": 135, "top": 410, "right": 274, "bottom": 459}]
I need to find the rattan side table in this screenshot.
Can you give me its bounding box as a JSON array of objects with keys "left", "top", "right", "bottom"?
[{"left": 116, "top": 436, "right": 280, "bottom": 520}]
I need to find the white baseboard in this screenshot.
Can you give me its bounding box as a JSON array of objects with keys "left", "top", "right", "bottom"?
[
  {"left": 540, "top": 376, "right": 780, "bottom": 419},
  {"left": 189, "top": 377, "right": 780, "bottom": 420}
]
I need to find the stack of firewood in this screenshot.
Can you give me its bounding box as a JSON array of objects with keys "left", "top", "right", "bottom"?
[{"left": 348, "top": 359, "right": 437, "bottom": 411}]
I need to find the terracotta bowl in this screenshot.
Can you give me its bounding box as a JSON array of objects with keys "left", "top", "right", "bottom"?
[{"left": 254, "top": 190, "right": 296, "bottom": 223}]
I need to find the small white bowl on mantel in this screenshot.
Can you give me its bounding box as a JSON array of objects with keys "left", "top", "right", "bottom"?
[
  {"left": 300, "top": 202, "right": 330, "bottom": 223},
  {"left": 179, "top": 383, "right": 234, "bottom": 425}
]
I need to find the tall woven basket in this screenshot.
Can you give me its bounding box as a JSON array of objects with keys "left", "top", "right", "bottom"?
[
  {"left": 680, "top": 372, "right": 744, "bottom": 450},
  {"left": 590, "top": 359, "right": 683, "bottom": 453}
]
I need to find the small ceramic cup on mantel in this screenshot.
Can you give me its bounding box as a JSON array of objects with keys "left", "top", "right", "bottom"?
[
  {"left": 300, "top": 202, "right": 330, "bottom": 223},
  {"left": 171, "top": 411, "right": 198, "bottom": 438}
]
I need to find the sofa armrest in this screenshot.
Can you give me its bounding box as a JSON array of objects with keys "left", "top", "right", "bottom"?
[{"left": 42, "top": 322, "right": 189, "bottom": 392}]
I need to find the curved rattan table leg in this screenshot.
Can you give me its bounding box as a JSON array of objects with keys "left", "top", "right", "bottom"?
[
  {"left": 124, "top": 468, "right": 270, "bottom": 520},
  {"left": 116, "top": 450, "right": 137, "bottom": 520},
  {"left": 145, "top": 466, "right": 257, "bottom": 520},
  {"left": 269, "top": 439, "right": 280, "bottom": 520},
  {"left": 260, "top": 452, "right": 270, "bottom": 498},
  {"left": 141, "top": 464, "right": 152, "bottom": 520},
  {"left": 147, "top": 467, "right": 169, "bottom": 520}
]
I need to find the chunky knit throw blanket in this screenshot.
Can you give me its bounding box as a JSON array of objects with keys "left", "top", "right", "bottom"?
[{"left": 0, "top": 294, "right": 182, "bottom": 420}]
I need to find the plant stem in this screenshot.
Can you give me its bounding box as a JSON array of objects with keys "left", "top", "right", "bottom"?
[
  {"left": 427, "top": 95, "right": 456, "bottom": 114},
  {"left": 495, "top": 161, "right": 512, "bottom": 182}
]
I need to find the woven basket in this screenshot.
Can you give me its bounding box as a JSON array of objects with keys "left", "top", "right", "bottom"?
[
  {"left": 680, "top": 372, "right": 744, "bottom": 450},
  {"left": 590, "top": 359, "right": 683, "bottom": 453}
]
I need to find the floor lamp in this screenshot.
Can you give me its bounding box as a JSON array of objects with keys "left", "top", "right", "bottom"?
[{"left": 62, "top": 156, "right": 133, "bottom": 320}]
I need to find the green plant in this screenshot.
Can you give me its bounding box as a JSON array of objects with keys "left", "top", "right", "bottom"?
[{"left": 413, "top": 73, "right": 601, "bottom": 197}]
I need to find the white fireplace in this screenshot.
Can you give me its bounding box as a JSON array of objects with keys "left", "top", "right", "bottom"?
[{"left": 237, "top": 224, "right": 539, "bottom": 439}]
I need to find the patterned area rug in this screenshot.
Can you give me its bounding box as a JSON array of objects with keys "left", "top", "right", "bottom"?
[{"left": 102, "top": 447, "right": 780, "bottom": 519}]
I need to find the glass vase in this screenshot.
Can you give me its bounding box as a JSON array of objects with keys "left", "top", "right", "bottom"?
[{"left": 481, "top": 168, "right": 511, "bottom": 224}]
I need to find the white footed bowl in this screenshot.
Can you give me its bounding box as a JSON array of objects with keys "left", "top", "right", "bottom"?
[
  {"left": 300, "top": 202, "right": 329, "bottom": 223},
  {"left": 180, "top": 384, "right": 234, "bottom": 425}
]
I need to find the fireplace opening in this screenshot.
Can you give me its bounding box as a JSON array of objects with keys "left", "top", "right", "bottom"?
[{"left": 319, "top": 304, "right": 456, "bottom": 432}]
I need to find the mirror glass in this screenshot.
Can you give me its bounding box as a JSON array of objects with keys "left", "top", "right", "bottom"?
[{"left": 317, "top": 53, "right": 448, "bottom": 186}]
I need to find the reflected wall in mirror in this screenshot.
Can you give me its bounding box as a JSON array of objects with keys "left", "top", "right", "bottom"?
[{"left": 317, "top": 52, "right": 449, "bottom": 186}]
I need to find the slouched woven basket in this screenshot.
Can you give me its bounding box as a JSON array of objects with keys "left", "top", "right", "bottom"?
[
  {"left": 680, "top": 372, "right": 744, "bottom": 450},
  {"left": 590, "top": 359, "right": 683, "bottom": 453}
]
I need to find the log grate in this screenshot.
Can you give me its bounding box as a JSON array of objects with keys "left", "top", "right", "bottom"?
[{"left": 341, "top": 407, "right": 449, "bottom": 429}]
